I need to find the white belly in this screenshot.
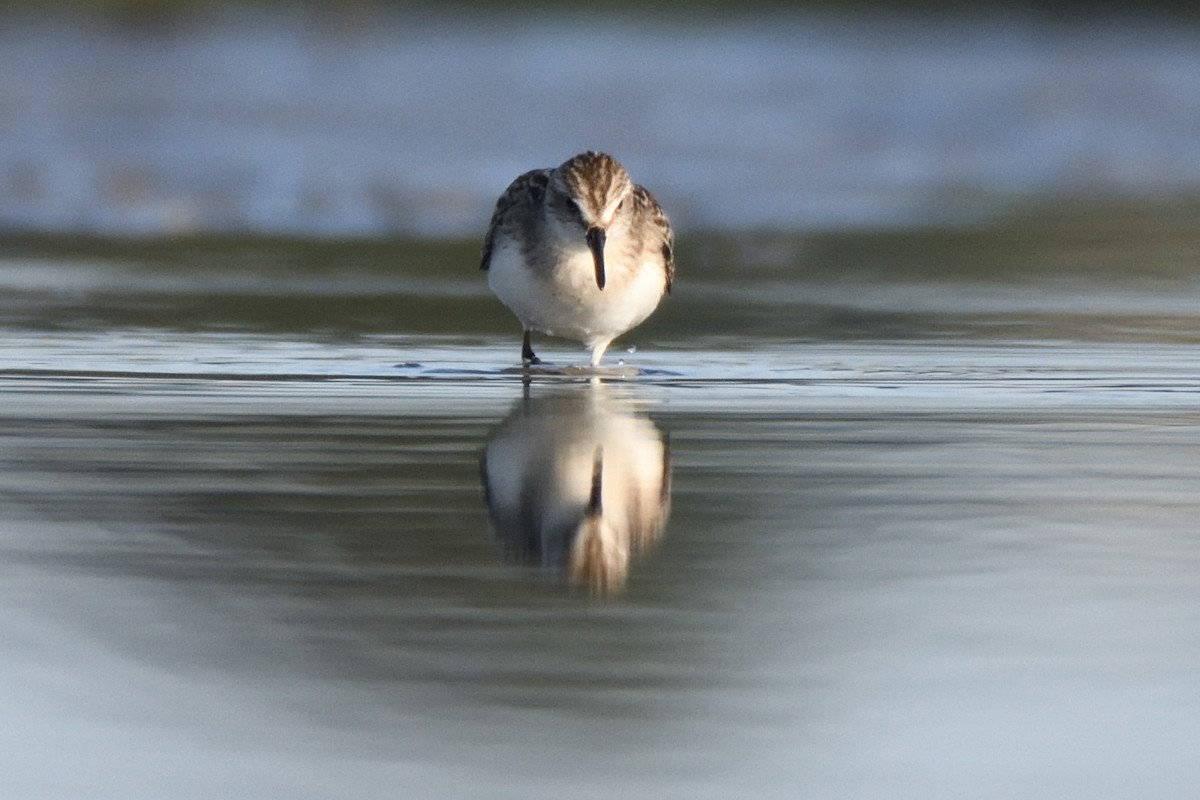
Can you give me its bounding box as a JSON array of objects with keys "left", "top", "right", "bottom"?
[{"left": 487, "top": 242, "right": 666, "bottom": 348}]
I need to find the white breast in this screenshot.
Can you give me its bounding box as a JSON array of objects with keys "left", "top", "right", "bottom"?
[{"left": 488, "top": 239, "right": 666, "bottom": 349}]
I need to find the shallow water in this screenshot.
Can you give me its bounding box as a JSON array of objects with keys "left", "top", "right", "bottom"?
[{"left": 3, "top": 220, "right": 1200, "bottom": 798}]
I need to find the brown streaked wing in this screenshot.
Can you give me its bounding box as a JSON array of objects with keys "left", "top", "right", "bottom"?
[
  {"left": 633, "top": 184, "right": 674, "bottom": 294},
  {"left": 480, "top": 168, "right": 551, "bottom": 271}
]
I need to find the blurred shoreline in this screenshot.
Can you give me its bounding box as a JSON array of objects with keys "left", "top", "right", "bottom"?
[
  {"left": 3, "top": 4, "right": 1200, "bottom": 237},
  {"left": 4, "top": 197, "right": 1197, "bottom": 284}
]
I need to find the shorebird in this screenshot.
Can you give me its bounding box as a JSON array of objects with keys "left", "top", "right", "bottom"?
[
  {"left": 481, "top": 388, "right": 672, "bottom": 593},
  {"left": 480, "top": 151, "right": 674, "bottom": 367}
]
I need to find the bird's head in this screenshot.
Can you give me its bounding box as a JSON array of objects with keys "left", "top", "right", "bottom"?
[{"left": 549, "top": 151, "right": 633, "bottom": 290}]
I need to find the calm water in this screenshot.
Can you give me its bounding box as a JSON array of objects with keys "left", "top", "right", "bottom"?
[{"left": 3, "top": 219, "right": 1200, "bottom": 798}]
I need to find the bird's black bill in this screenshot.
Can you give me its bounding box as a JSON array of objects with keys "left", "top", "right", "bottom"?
[
  {"left": 586, "top": 226, "right": 606, "bottom": 290},
  {"left": 586, "top": 447, "right": 604, "bottom": 516}
]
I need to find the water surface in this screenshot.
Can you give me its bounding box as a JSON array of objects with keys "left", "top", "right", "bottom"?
[
  {"left": 4, "top": 6, "right": 1200, "bottom": 235},
  {"left": 3, "top": 218, "right": 1200, "bottom": 797}
]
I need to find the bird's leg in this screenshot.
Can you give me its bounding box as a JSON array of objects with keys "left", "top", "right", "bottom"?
[
  {"left": 588, "top": 339, "right": 611, "bottom": 367},
  {"left": 522, "top": 330, "right": 540, "bottom": 365}
]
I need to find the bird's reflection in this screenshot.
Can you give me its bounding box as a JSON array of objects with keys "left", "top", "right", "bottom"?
[{"left": 481, "top": 384, "right": 671, "bottom": 594}]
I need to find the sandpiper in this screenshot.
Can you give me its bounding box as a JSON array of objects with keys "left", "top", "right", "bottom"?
[
  {"left": 481, "top": 388, "right": 672, "bottom": 593},
  {"left": 481, "top": 151, "right": 674, "bottom": 366}
]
